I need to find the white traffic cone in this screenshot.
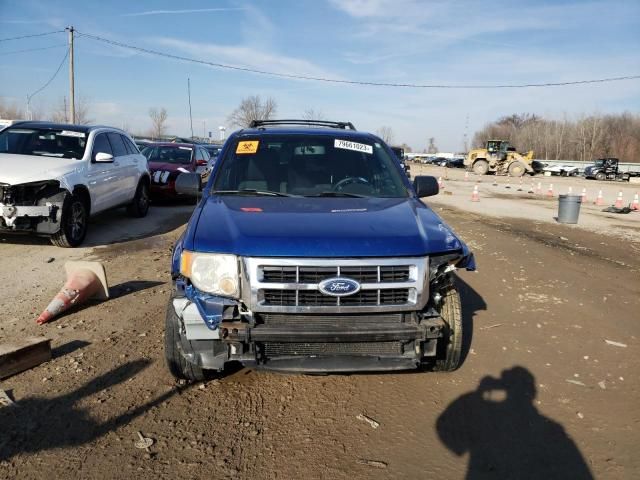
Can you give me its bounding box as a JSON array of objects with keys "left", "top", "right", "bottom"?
[
  {"left": 536, "top": 182, "right": 542, "bottom": 195},
  {"left": 517, "top": 177, "right": 523, "bottom": 191},
  {"left": 36, "top": 262, "right": 109, "bottom": 325},
  {"left": 568, "top": 186, "right": 573, "bottom": 195},
  {"left": 438, "top": 177, "right": 444, "bottom": 189},
  {"left": 594, "top": 189, "right": 605, "bottom": 206},
  {"left": 464, "top": 171, "right": 469, "bottom": 181},
  {"left": 471, "top": 185, "right": 480, "bottom": 202},
  {"left": 632, "top": 193, "right": 639, "bottom": 210},
  {"left": 614, "top": 191, "right": 623, "bottom": 208},
  {"left": 547, "top": 184, "right": 554, "bottom": 197},
  {"left": 580, "top": 188, "right": 587, "bottom": 203}
]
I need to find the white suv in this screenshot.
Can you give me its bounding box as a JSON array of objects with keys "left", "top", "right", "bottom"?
[{"left": 0, "top": 121, "right": 151, "bottom": 247}]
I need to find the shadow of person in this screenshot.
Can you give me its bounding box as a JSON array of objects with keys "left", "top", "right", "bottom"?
[
  {"left": 0, "top": 360, "right": 184, "bottom": 462},
  {"left": 436, "top": 366, "right": 593, "bottom": 479}
]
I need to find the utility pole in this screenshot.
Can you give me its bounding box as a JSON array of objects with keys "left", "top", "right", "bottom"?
[
  {"left": 187, "top": 78, "right": 194, "bottom": 138},
  {"left": 66, "top": 26, "right": 75, "bottom": 123}
]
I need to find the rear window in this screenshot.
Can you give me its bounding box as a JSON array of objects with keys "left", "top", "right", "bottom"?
[
  {"left": 214, "top": 135, "right": 408, "bottom": 198},
  {"left": 143, "top": 145, "right": 193, "bottom": 165}
]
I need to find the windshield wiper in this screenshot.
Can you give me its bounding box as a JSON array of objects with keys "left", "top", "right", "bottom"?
[
  {"left": 306, "top": 191, "right": 367, "bottom": 198},
  {"left": 212, "top": 189, "right": 294, "bottom": 197}
]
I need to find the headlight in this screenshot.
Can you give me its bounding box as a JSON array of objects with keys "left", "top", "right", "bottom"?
[{"left": 180, "top": 251, "right": 239, "bottom": 297}]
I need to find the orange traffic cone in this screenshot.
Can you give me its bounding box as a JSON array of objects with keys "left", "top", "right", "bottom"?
[
  {"left": 438, "top": 177, "right": 444, "bottom": 189},
  {"left": 528, "top": 182, "right": 535, "bottom": 194},
  {"left": 547, "top": 184, "right": 554, "bottom": 197},
  {"left": 632, "top": 193, "right": 639, "bottom": 210},
  {"left": 580, "top": 188, "right": 587, "bottom": 203},
  {"left": 614, "top": 191, "right": 623, "bottom": 208},
  {"left": 471, "top": 185, "right": 480, "bottom": 202},
  {"left": 567, "top": 186, "right": 573, "bottom": 195},
  {"left": 536, "top": 182, "right": 542, "bottom": 195},
  {"left": 36, "top": 262, "right": 109, "bottom": 325},
  {"left": 464, "top": 171, "right": 469, "bottom": 181},
  {"left": 594, "top": 190, "right": 604, "bottom": 206}
]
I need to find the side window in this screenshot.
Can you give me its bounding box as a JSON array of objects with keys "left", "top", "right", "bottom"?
[
  {"left": 202, "top": 148, "right": 210, "bottom": 160},
  {"left": 194, "top": 147, "right": 206, "bottom": 163},
  {"left": 92, "top": 133, "right": 113, "bottom": 161},
  {"left": 122, "top": 135, "right": 139, "bottom": 155},
  {"left": 107, "top": 132, "right": 127, "bottom": 157}
]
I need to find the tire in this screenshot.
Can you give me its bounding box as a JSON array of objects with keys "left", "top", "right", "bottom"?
[
  {"left": 433, "top": 282, "right": 463, "bottom": 372},
  {"left": 472, "top": 160, "right": 489, "bottom": 175},
  {"left": 508, "top": 161, "right": 526, "bottom": 177},
  {"left": 595, "top": 172, "right": 606, "bottom": 181},
  {"left": 164, "top": 298, "right": 205, "bottom": 382},
  {"left": 126, "top": 181, "right": 150, "bottom": 218},
  {"left": 50, "top": 194, "right": 88, "bottom": 248}
]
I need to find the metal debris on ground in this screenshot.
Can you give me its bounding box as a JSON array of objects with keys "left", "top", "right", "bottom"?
[
  {"left": 604, "top": 339, "right": 628, "bottom": 348},
  {"left": 565, "top": 379, "right": 586, "bottom": 387},
  {"left": 135, "top": 431, "right": 154, "bottom": 452},
  {"left": 480, "top": 323, "right": 503, "bottom": 330},
  {"left": 598, "top": 381, "right": 606, "bottom": 390},
  {"left": 356, "top": 413, "right": 380, "bottom": 429},
  {"left": 357, "top": 459, "right": 388, "bottom": 469},
  {"left": 0, "top": 389, "right": 16, "bottom": 408}
]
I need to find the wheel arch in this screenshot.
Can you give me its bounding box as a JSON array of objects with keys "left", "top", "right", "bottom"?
[{"left": 71, "top": 185, "right": 92, "bottom": 216}]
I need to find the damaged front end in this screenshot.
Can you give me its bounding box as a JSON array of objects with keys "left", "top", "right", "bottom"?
[{"left": 0, "top": 180, "right": 66, "bottom": 234}]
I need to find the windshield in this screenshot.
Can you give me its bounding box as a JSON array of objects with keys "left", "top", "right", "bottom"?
[
  {"left": 0, "top": 127, "right": 87, "bottom": 159},
  {"left": 142, "top": 145, "right": 193, "bottom": 165},
  {"left": 214, "top": 135, "right": 408, "bottom": 198},
  {"left": 594, "top": 159, "right": 605, "bottom": 167}
]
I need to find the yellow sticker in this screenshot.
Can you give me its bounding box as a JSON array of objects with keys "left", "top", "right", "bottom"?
[{"left": 236, "top": 140, "right": 259, "bottom": 154}]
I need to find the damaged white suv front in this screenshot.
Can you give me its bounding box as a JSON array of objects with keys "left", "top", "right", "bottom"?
[{"left": 0, "top": 121, "right": 151, "bottom": 247}]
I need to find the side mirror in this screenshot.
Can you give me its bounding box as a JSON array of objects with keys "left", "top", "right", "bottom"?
[
  {"left": 175, "top": 172, "right": 202, "bottom": 197},
  {"left": 413, "top": 175, "right": 439, "bottom": 197},
  {"left": 94, "top": 152, "right": 114, "bottom": 163}
]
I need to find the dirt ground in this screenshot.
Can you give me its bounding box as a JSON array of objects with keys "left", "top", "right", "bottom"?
[{"left": 1, "top": 185, "right": 639, "bottom": 479}]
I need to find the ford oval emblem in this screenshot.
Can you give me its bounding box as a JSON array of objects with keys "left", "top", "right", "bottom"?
[{"left": 318, "top": 277, "right": 361, "bottom": 297}]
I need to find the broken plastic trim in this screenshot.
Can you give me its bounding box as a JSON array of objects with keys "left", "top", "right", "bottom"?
[{"left": 183, "top": 282, "right": 237, "bottom": 331}]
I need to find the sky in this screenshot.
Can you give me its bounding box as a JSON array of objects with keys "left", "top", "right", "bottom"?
[{"left": 1, "top": 0, "right": 639, "bottom": 151}]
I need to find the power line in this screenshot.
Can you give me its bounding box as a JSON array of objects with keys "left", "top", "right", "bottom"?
[
  {"left": 27, "top": 47, "right": 70, "bottom": 101},
  {"left": 0, "top": 44, "right": 67, "bottom": 56},
  {"left": 76, "top": 30, "right": 640, "bottom": 89},
  {"left": 0, "top": 30, "right": 65, "bottom": 42}
]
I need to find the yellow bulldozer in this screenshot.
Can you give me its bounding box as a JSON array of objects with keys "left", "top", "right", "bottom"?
[{"left": 465, "top": 140, "right": 534, "bottom": 177}]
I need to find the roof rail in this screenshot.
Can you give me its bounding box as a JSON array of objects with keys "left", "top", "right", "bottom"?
[{"left": 249, "top": 119, "right": 357, "bottom": 130}]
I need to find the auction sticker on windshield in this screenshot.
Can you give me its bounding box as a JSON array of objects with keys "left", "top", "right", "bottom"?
[
  {"left": 59, "top": 130, "right": 85, "bottom": 138},
  {"left": 237, "top": 140, "right": 259, "bottom": 154},
  {"left": 334, "top": 139, "right": 372, "bottom": 154}
]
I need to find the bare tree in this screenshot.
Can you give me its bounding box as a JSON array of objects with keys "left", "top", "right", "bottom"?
[
  {"left": 227, "top": 95, "right": 277, "bottom": 128},
  {"left": 376, "top": 126, "right": 394, "bottom": 144},
  {"left": 302, "top": 108, "right": 326, "bottom": 121},
  {"left": 149, "top": 107, "right": 169, "bottom": 139},
  {"left": 50, "top": 96, "right": 93, "bottom": 124},
  {"left": 0, "top": 98, "right": 25, "bottom": 119},
  {"left": 427, "top": 137, "right": 438, "bottom": 154}
]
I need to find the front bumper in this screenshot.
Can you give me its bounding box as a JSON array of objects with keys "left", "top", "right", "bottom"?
[
  {"left": 0, "top": 202, "right": 61, "bottom": 233},
  {"left": 172, "top": 285, "right": 446, "bottom": 373}
]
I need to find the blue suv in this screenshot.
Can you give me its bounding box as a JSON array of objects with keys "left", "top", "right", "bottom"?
[{"left": 165, "top": 120, "right": 475, "bottom": 381}]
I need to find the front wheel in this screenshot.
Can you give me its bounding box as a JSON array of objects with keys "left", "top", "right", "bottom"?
[
  {"left": 50, "top": 195, "right": 88, "bottom": 248},
  {"left": 595, "top": 172, "right": 606, "bottom": 181},
  {"left": 508, "top": 161, "right": 526, "bottom": 177},
  {"left": 164, "top": 298, "right": 205, "bottom": 382},
  {"left": 472, "top": 160, "right": 489, "bottom": 175},
  {"left": 432, "top": 282, "right": 463, "bottom": 372},
  {"left": 127, "top": 181, "right": 150, "bottom": 217}
]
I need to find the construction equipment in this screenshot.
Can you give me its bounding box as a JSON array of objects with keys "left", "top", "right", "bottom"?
[
  {"left": 465, "top": 140, "right": 534, "bottom": 177},
  {"left": 583, "top": 158, "right": 640, "bottom": 182}
]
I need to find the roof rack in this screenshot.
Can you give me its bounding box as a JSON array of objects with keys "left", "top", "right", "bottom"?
[{"left": 249, "top": 119, "right": 357, "bottom": 130}]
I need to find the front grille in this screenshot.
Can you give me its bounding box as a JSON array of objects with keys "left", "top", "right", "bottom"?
[
  {"left": 259, "top": 313, "right": 404, "bottom": 326},
  {"left": 263, "top": 289, "right": 411, "bottom": 307},
  {"left": 247, "top": 257, "right": 426, "bottom": 313},
  {"left": 260, "top": 265, "right": 411, "bottom": 284},
  {"left": 261, "top": 341, "right": 403, "bottom": 357}
]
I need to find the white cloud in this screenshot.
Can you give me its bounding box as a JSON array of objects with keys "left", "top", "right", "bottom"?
[
  {"left": 122, "top": 8, "right": 245, "bottom": 17},
  {"left": 150, "top": 37, "right": 342, "bottom": 81}
]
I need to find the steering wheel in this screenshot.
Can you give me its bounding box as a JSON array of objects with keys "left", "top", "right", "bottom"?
[{"left": 333, "top": 176, "right": 371, "bottom": 192}]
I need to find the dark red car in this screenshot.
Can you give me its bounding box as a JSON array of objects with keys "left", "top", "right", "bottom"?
[{"left": 141, "top": 143, "right": 210, "bottom": 198}]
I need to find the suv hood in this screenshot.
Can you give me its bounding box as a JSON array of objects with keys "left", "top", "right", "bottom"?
[
  {"left": 187, "top": 196, "right": 467, "bottom": 258},
  {"left": 0, "top": 153, "right": 81, "bottom": 186}
]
